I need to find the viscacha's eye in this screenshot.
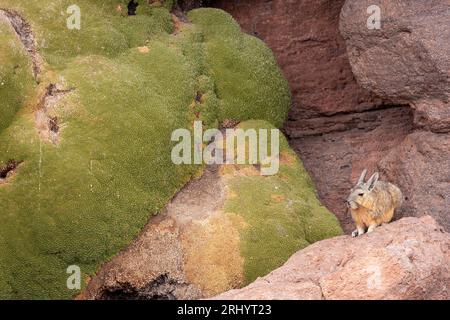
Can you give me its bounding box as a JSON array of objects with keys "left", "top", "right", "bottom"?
[{"left": 358, "top": 193, "right": 364, "bottom": 196}]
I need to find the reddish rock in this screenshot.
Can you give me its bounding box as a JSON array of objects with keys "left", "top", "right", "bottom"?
[
  {"left": 412, "top": 100, "right": 450, "bottom": 133},
  {"left": 212, "top": 0, "right": 381, "bottom": 116},
  {"left": 288, "top": 106, "right": 413, "bottom": 232},
  {"left": 379, "top": 132, "right": 450, "bottom": 231},
  {"left": 340, "top": 0, "right": 450, "bottom": 106},
  {"left": 340, "top": 0, "right": 450, "bottom": 136},
  {"left": 213, "top": 216, "right": 450, "bottom": 300}
]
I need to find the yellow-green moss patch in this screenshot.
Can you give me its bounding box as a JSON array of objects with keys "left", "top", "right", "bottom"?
[{"left": 223, "top": 121, "right": 343, "bottom": 284}]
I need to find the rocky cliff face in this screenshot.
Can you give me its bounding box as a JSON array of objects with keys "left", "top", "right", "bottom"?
[
  {"left": 213, "top": 216, "right": 450, "bottom": 300},
  {"left": 211, "top": 0, "right": 449, "bottom": 232}
]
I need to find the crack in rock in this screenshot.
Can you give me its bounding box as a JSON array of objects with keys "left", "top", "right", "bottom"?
[
  {"left": 35, "top": 84, "right": 74, "bottom": 144},
  {"left": 0, "top": 8, "right": 43, "bottom": 79},
  {"left": 98, "top": 274, "right": 194, "bottom": 300},
  {"left": 0, "top": 159, "right": 23, "bottom": 184}
]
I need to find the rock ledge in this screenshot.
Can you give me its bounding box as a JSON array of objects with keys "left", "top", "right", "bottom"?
[{"left": 213, "top": 216, "right": 450, "bottom": 300}]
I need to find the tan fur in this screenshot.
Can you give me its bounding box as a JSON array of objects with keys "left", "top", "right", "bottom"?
[{"left": 347, "top": 170, "right": 402, "bottom": 237}]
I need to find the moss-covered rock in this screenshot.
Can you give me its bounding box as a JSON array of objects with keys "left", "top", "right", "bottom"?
[
  {"left": 187, "top": 9, "right": 290, "bottom": 127},
  {"left": 83, "top": 120, "right": 342, "bottom": 299},
  {"left": 0, "top": 1, "right": 339, "bottom": 299},
  {"left": 222, "top": 121, "right": 342, "bottom": 284},
  {"left": 179, "top": 120, "right": 342, "bottom": 294},
  {"left": 0, "top": 16, "right": 35, "bottom": 132}
]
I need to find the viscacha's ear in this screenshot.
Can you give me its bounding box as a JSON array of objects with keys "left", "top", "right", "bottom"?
[
  {"left": 367, "top": 172, "right": 379, "bottom": 191},
  {"left": 357, "top": 169, "right": 367, "bottom": 185}
]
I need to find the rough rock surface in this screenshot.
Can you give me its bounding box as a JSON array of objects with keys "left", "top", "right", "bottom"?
[
  {"left": 84, "top": 165, "right": 235, "bottom": 300},
  {"left": 340, "top": 0, "right": 450, "bottom": 231},
  {"left": 213, "top": 216, "right": 450, "bottom": 300},
  {"left": 379, "top": 132, "right": 450, "bottom": 230},
  {"left": 212, "top": 0, "right": 381, "bottom": 116},
  {"left": 340, "top": 0, "right": 450, "bottom": 109},
  {"left": 340, "top": 0, "right": 450, "bottom": 135},
  {"left": 211, "top": 0, "right": 450, "bottom": 232}
]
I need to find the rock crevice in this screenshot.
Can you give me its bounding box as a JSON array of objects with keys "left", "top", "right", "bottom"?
[
  {"left": 35, "top": 84, "right": 75, "bottom": 144},
  {"left": 0, "top": 9, "right": 43, "bottom": 79},
  {"left": 0, "top": 159, "right": 23, "bottom": 184}
]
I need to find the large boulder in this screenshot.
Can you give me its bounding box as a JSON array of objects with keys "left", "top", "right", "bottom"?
[
  {"left": 213, "top": 216, "right": 450, "bottom": 300},
  {"left": 340, "top": 0, "right": 450, "bottom": 109},
  {"left": 340, "top": 0, "right": 450, "bottom": 134}
]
